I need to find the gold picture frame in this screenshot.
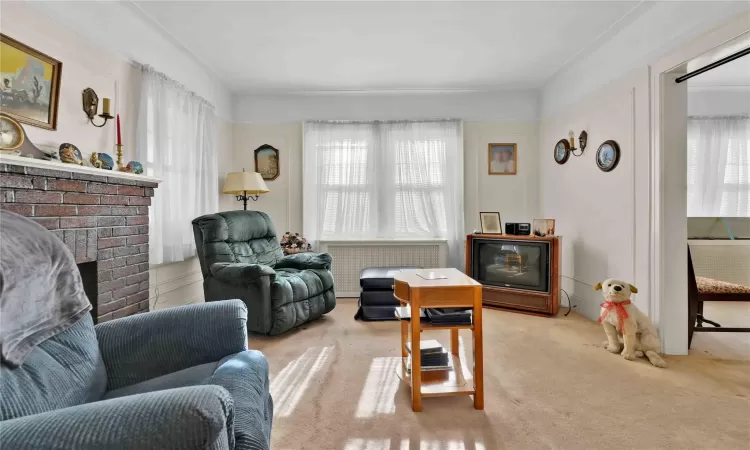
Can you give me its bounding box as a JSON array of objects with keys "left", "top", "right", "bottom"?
[
  {"left": 0, "top": 34, "right": 62, "bottom": 130},
  {"left": 488, "top": 143, "right": 517, "bottom": 175}
]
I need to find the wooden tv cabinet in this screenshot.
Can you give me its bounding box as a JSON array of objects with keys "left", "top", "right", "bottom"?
[{"left": 466, "top": 234, "right": 560, "bottom": 316}]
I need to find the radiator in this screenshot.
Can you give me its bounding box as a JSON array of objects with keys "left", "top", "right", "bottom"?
[
  {"left": 689, "top": 240, "right": 750, "bottom": 286},
  {"left": 317, "top": 240, "right": 448, "bottom": 297}
]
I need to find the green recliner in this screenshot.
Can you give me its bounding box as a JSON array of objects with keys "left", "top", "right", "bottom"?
[{"left": 192, "top": 211, "right": 336, "bottom": 335}]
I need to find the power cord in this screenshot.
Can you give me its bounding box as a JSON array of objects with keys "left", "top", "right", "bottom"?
[
  {"left": 560, "top": 288, "right": 576, "bottom": 316},
  {"left": 151, "top": 266, "right": 160, "bottom": 310}
]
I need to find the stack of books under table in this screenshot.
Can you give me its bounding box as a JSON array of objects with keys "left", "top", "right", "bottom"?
[{"left": 405, "top": 339, "right": 451, "bottom": 373}]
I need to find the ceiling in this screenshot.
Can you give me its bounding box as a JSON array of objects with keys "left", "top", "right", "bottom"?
[{"left": 132, "top": 1, "right": 643, "bottom": 93}]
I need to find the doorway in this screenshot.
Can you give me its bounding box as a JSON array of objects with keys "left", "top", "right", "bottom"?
[{"left": 652, "top": 28, "right": 750, "bottom": 355}]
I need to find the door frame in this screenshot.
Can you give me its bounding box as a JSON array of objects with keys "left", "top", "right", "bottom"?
[{"left": 649, "top": 17, "right": 750, "bottom": 355}]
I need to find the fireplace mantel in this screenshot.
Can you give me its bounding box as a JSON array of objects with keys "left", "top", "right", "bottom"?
[
  {"left": 0, "top": 154, "right": 162, "bottom": 184},
  {"left": 0, "top": 157, "right": 160, "bottom": 322}
]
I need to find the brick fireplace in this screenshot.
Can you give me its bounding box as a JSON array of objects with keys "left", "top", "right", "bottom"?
[{"left": 0, "top": 158, "right": 160, "bottom": 323}]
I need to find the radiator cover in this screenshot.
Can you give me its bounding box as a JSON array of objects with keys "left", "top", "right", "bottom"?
[{"left": 317, "top": 240, "right": 448, "bottom": 297}]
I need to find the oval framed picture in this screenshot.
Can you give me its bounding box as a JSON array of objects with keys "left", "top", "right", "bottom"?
[
  {"left": 596, "top": 140, "right": 620, "bottom": 172},
  {"left": 554, "top": 139, "right": 570, "bottom": 165}
]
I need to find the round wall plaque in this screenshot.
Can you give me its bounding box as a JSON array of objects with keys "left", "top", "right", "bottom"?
[{"left": 554, "top": 139, "right": 570, "bottom": 165}]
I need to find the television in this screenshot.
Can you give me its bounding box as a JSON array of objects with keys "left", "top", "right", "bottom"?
[{"left": 470, "top": 238, "right": 551, "bottom": 294}]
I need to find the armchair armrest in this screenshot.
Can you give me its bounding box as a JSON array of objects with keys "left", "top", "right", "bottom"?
[
  {"left": 275, "top": 252, "right": 332, "bottom": 270},
  {"left": 210, "top": 262, "right": 276, "bottom": 284},
  {"left": 0, "top": 385, "right": 234, "bottom": 450},
  {"left": 96, "top": 300, "right": 248, "bottom": 390}
]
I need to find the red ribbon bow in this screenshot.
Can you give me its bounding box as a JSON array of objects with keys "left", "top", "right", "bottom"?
[{"left": 597, "top": 300, "right": 631, "bottom": 332}]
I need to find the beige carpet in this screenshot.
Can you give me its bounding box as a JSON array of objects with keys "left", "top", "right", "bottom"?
[{"left": 248, "top": 300, "right": 750, "bottom": 450}]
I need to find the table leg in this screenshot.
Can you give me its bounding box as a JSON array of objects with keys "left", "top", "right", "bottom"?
[
  {"left": 472, "top": 287, "right": 484, "bottom": 410},
  {"left": 410, "top": 294, "right": 422, "bottom": 412},
  {"left": 401, "top": 318, "right": 408, "bottom": 358},
  {"left": 450, "top": 328, "right": 459, "bottom": 355}
]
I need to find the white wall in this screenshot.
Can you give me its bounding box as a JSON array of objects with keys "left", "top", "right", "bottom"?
[
  {"left": 228, "top": 120, "right": 540, "bottom": 239},
  {"left": 463, "top": 122, "right": 540, "bottom": 233},
  {"left": 688, "top": 89, "right": 750, "bottom": 116},
  {"left": 540, "top": 68, "right": 651, "bottom": 322},
  {"left": 229, "top": 123, "right": 303, "bottom": 232},
  {"left": 540, "top": 11, "right": 750, "bottom": 355},
  {"left": 233, "top": 91, "right": 539, "bottom": 124},
  {"left": 25, "top": 1, "right": 232, "bottom": 120},
  {"left": 541, "top": 1, "right": 749, "bottom": 117},
  {"left": 229, "top": 91, "right": 541, "bottom": 234},
  {"left": 3, "top": 2, "right": 234, "bottom": 214},
  {"left": 1, "top": 2, "right": 139, "bottom": 162}
]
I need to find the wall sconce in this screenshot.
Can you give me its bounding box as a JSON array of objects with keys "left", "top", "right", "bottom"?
[
  {"left": 568, "top": 130, "right": 587, "bottom": 157},
  {"left": 82, "top": 88, "right": 113, "bottom": 128}
]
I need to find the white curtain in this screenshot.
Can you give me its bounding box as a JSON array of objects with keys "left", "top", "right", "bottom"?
[
  {"left": 687, "top": 116, "right": 750, "bottom": 217},
  {"left": 303, "top": 120, "right": 464, "bottom": 268},
  {"left": 137, "top": 66, "right": 218, "bottom": 265}
]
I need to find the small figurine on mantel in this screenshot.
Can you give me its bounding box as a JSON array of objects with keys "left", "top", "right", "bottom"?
[
  {"left": 89, "top": 152, "right": 102, "bottom": 168},
  {"left": 90, "top": 152, "right": 114, "bottom": 170}
]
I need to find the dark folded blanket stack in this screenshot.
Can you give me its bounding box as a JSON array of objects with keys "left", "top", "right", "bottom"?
[
  {"left": 395, "top": 307, "right": 472, "bottom": 326},
  {"left": 424, "top": 308, "right": 472, "bottom": 326}
]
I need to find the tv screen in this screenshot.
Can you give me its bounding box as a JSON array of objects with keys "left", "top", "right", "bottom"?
[{"left": 471, "top": 238, "right": 550, "bottom": 293}]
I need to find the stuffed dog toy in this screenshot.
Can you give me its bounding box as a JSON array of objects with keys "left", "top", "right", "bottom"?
[{"left": 593, "top": 279, "right": 667, "bottom": 368}]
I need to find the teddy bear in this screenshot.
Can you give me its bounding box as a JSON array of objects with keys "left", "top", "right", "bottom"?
[{"left": 593, "top": 278, "right": 667, "bottom": 368}]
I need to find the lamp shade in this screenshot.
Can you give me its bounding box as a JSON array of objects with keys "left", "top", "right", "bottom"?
[{"left": 222, "top": 171, "right": 270, "bottom": 195}]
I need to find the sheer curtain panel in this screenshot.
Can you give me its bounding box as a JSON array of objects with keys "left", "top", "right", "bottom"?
[
  {"left": 687, "top": 116, "right": 750, "bottom": 217},
  {"left": 303, "top": 120, "right": 464, "bottom": 268},
  {"left": 136, "top": 66, "right": 218, "bottom": 265}
]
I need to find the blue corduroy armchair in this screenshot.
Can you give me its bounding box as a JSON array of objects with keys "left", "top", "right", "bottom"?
[{"left": 0, "top": 300, "right": 273, "bottom": 450}]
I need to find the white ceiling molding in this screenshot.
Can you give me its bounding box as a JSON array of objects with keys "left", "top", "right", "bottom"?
[
  {"left": 133, "top": 1, "right": 641, "bottom": 93},
  {"left": 232, "top": 90, "right": 540, "bottom": 124},
  {"left": 121, "top": 0, "right": 226, "bottom": 85}
]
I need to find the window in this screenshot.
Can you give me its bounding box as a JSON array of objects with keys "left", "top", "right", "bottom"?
[
  {"left": 319, "top": 138, "right": 371, "bottom": 236},
  {"left": 303, "top": 120, "right": 463, "bottom": 245},
  {"left": 136, "top": 66, "right": 218, "bottom": 265},
  {"left": 393, "top": 139, "right": 447, "bottom": 234},
  {"left": 687, "top": 117, "right": 750, "bottom": 217}
]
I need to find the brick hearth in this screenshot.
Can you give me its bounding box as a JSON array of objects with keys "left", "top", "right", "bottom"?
[{"left": 0, "top": 161, "right": 158, "bottom": 322}]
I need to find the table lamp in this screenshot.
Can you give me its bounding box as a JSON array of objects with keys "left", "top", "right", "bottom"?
[{"left": 223, "top": 169, "right": 270, "bottom": 210}]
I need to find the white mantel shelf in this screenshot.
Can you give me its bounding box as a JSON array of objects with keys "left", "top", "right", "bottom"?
[{"left": 0, "top": 154, "right": 162, "bottom": 184}]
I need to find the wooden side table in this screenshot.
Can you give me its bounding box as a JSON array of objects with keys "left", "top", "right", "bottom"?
[{"left": 393, "top": 268, "right": 484, "bottom": 412}]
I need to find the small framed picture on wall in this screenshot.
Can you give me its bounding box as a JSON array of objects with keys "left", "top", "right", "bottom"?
[
  {"left": 488, "top": 143, "right": 517, "bottom": 175},
  {"left": 480, "top": 212, "right": 503, "bottom": 234}
]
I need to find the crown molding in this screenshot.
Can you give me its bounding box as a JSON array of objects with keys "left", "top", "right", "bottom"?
[{"left": 122, "top": 1, "right": 228, "bottom": 87}]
